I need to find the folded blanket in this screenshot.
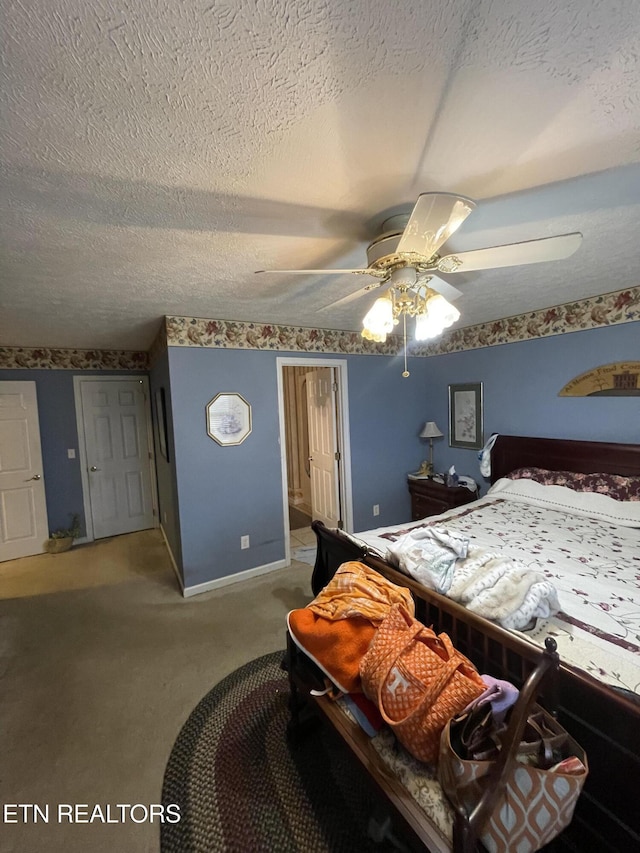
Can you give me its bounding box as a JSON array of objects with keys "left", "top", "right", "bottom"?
[
  {"left": 448, "top": 547, "right": 560, "bottom": 631},
  {"left": 386, "top": 526, "right": 470, "bottom": 594},
  {"left": 387, "top": 531, "right": 559, "bottom": 631}
]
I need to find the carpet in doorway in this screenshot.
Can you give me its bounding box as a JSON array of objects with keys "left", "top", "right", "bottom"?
[{"left": 160, "top": 652, "right": 389, "bottom": 852}]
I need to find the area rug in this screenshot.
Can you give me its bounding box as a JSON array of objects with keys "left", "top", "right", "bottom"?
[{"left": 161, "top": 652, "right": 386, "bottom": 852}]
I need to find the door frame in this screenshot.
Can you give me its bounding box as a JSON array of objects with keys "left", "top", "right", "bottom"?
[
  {"left": 276, "top": 357, "right": 353, "bottom": 564},
  {"left": 73, "top": 375, "right": 159, "bottom": 542}
]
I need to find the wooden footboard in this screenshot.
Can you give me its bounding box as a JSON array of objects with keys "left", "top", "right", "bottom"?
[{"left": 312, "top": 520, "right": 640, "bottom": 852}]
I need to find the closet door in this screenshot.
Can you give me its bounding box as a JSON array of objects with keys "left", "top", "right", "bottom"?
[
  {"left": 80, "top": 378, "right": 156, "bottom": 539},
  {"left": 0, "top": 381, "right": 49, "bottom": 561}
]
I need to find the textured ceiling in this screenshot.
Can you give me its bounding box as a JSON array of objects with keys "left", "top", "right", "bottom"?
[{"left": 1, "top": 0, "right": 639, "bottom": 351}]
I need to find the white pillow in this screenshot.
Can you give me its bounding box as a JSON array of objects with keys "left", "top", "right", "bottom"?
[{"left": 488, "top": 477, "right": 640, "bottom": 528}]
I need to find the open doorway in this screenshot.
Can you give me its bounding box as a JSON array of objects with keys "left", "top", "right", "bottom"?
[{"left": 277, "top": 357, "right": 353, "bottom": 565}]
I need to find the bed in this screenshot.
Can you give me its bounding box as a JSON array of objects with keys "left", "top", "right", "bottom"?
[{"left": 310, "top": 434, "right": 640, "bottom": 852}]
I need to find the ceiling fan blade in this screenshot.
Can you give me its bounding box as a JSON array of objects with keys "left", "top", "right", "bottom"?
[
  {"left": 320, "top": 279, "right": 387, "bottom": 311},
  {"left": 255, "top": 268, "right": 385, "bottom": 277},
  {"left": 396, "top": 192, "right": 476, "bottom": 258},
  {"left": 437, "top": 232, "right": 583, "bottom": 274},
  {"left": 419, "top": 274, "right": 462, "bottom": 303}
]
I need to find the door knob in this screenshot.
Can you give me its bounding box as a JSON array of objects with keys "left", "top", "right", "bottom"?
[
  {"left": 90, "top": 466, "right": 100, "bottom": 472},
  {"left": 26, "top": 474, "right": 41, "bottom": 481}
]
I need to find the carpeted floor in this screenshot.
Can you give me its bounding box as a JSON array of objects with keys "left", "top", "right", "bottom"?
[
  {"left": 161, "top": 652, "right": 390, "bottom": 852},
  {"left": 0, "top": 529, "right": 314, "bottom": 853}
]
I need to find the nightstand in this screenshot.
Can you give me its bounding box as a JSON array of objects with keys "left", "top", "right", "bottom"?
[{"left": 407, "top": 476, "right": 479, "bottom": 521}]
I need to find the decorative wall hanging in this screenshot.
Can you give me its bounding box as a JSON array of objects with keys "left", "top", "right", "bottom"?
[
  {"left": 206, "top": 393, "right": 252, "bottom": 446},
  {"left": 449, "top": 382, "right": 483, "bottom": 450},
  {"left": 559, "top": 362, "right": 640, "bottom": 397}
]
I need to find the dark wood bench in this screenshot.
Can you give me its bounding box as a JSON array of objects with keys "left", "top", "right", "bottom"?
[
  {"left": 303, "top": 519, "right": 640, "bottom": 852},
  {"left": 287, "top": 615, "right": 569, "bottom": 852}
]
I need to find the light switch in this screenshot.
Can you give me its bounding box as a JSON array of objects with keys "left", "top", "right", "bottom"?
[{"left": 68, "top": 449, "right": 76, "bottom": 459}]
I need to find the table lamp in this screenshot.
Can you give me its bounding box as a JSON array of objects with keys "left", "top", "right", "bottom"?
[{"left": 419, "top": 421, "right": 444, "bottom": 475}]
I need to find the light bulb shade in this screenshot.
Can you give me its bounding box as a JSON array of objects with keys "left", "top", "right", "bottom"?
[
  {"left": 414, "top": 293, "right": 460, "bottom": 341},
  {"left": 414, "top": 312, "right": 442, "bottom": 341},
  {"left": 426, "top": 293, "right": 460, "bottom": 328},
  {"left": 361, "top": 327, "right": 388, "bottom": 343},
  {"left": 362, "top": 296, "right": 394, "bottom": 340},
  {"left": 420, "top": 421, "right": 443, "bottom": 439}
]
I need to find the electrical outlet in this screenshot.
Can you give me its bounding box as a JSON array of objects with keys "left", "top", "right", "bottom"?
[
  {"left": 67, "top": 448, "right": 76, "bottom": 459},
  {"left": 241, "top": 535, "right": 250, "bottom": 549},
  {"left": 373, "top": 504, "right": 380, "bottom": 516}
]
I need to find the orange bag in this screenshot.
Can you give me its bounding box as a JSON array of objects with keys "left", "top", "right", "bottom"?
[{"left": 359, "top": 603, "right": 485, "bottom": 763}]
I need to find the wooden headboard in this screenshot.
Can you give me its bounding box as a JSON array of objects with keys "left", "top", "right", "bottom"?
[{"left": 490, "top": 434, "right": 640, "bottom": 483}]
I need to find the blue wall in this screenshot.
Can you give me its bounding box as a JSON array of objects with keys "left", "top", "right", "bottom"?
[
  {"left": 421, "top": 322, "right": 640, "bottom": 491},
  {"left": 0, "top": 368, "right": 145, "bottom": 535},
  {"left": 167, "top": 346, "right": 429, "bottom": 588},
  {"left": 346, "top": 352, "right": 432, "bottom": 530},
  {"left": 3, "top": 319, "right": 637, "bottom": 591}
]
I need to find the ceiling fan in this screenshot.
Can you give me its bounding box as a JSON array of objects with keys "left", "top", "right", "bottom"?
[{"left": 256, "top": 192, "right": 582, "bottom": 363}]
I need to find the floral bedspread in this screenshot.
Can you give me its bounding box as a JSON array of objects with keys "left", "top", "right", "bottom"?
[{"left": 353, "top": 492, "right": 640, "bottom": 693}]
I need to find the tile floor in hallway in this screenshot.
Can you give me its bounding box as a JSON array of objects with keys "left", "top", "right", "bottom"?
[
  {"left": 289, "top": 525, "right": 317, "bottom": 565},
  {"left": 289, "top": 525, "right": 314, "bottom": 548}
]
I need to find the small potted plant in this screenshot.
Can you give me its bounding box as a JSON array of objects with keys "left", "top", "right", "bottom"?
[{"left": 45, "top": 513, "right": 81, "bottom": 553}]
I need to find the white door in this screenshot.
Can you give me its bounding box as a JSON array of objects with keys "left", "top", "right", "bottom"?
[
  {"left": 306, "top": 367, "right": 341, "bottom": 527},
  {"left": 0, "top": 381, "right": 49, "bottom": 561},
  {"left": 79, "top": 379, "right": 155, "bottom": 539}
]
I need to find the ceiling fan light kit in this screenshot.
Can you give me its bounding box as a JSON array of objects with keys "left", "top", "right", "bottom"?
[
  {"left": 256, "top": 191, "right": 582, "bottom": 375},
  {"left": 360, "top": 277, "right": 460, "bottom": 345}
]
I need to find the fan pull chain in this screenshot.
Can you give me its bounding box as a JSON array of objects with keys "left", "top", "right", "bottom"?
[{"left": 402, "top": 313, "right": 410, "bottom": 378}]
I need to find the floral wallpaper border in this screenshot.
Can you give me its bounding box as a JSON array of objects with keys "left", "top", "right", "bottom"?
[
  {"left": 0, "top": 347, "right": 149, "bottom": 371},
  {"left": 1, "top": 287, "right": 637, "bottom": 369},
  {"left": 165, "top": 316, "right": 402, "bottom": 356},
  {"left": 418, "top": 286, "right": 640, "bottom": 356},
  {"left": 166, "top": 286, "right": 639, "bottom": 356}
]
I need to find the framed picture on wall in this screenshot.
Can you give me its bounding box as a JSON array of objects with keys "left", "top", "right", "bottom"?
[
  {"left": 155, "top": 388, "right": 169, "bottom": 462},
  {"left": 448, "top": 382, "right": 483, "bottom": 450},
  {"left": 206, "top": 392, "right": 252, "bottom": 446}
]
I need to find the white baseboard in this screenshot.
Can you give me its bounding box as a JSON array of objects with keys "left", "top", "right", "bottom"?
[{"left": 182, "top": 558, "right": 287, "bottom": 598}]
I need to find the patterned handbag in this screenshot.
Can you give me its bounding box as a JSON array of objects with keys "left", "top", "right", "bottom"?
[
  {"left": 438, "top": 703, "right": 588, "bottom": 852},
  {"left": 359, "top": 603, "right": 485, "bottom": 763}
]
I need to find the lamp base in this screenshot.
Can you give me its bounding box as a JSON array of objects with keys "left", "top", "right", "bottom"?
[{"left": 417, "top": 460, "right": 432, "bottom": 476}]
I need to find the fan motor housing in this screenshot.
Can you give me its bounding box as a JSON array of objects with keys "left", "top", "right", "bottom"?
[
  {"left": 367, "top": 232, "right": 436, "bottom": 273},
  {"left": 366, "top": 232, "right": 403, "bottom": 267}
]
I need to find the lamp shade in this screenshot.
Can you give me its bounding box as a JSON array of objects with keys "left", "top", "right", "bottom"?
[{"left": 420, "top": 421, "right": 443, "bottom": 439}]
